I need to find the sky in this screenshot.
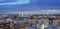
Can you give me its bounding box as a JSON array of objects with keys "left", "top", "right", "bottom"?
[{"left": 0, "top": 0, "right": 60, "bottom": 14}]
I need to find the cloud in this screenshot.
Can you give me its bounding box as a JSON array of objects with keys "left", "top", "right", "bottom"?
[
  {"left": 0, "top": 0, "right": 30, "bottom": 5},
  {"left": 0, "top": 0, "right": 5, "bottom": 1}
]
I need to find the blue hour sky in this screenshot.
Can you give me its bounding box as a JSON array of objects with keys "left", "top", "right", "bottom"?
[{"left": 0, "top": 0, "right": 60, "bottom": 14}]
